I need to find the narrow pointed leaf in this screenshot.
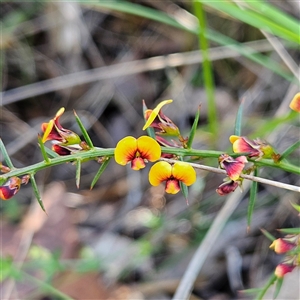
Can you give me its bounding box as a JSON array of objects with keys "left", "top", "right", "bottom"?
[
  {"left": 187, "top": 105, "right": 200, "bottom": 149},
  {"left": 0, "top": 138, "right": 14, "bottom": 169},
  {"left": 255, "top": 273, "right": 277, "bottom": 300},
  {"left": 30, "top": 173, "right": 46, "bottom": 212},
  {"left": 277, "top": 228, "right": 300, "bottom": 234},
  {"left": 260, "top": 229, "right": 275, "bottom": 242},
  {"left": 37, "top": 134, "right": 50, "bottom": 163},
  {"left": 44, "top": 147, "right": 59, "bottom": 158},
  {"left": 234, "top": 99, "right": 244, "bottom": 136},
  {"left": 280, "top": 140, "right": 300, "bottom": 161},
  {"left": 142, "top": 100, "right": 155, "bottom": 139},
  {"left": 90, "top": 157, "right": 111, "bottom": 189},
  {"left": 76, "top": 159, "right": 81, "bottom": 189},
  {"left": 179, "top": 181, "right": 189, "bottom": 205},
  {"left": 273, "top": 277, "right": 283, "bottom": 299},
  {"left": 247, "top": 168, "right": 258, "bottom": 230},
  {"left": 74, "top": 110, "right": 94, "bottom": 149}
]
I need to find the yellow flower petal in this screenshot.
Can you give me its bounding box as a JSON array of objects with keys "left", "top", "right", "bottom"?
[
  {"left": 149, "top": 161, "right": 172, "bottom": 186},
  {"left": 143, "top": 99, "right": 173, "bottom": 130},
  {"left": 42, "top": 119, "right": 54, "bottom": 143},
  {"left": 55, "top": 107, "right": 65, "bottom": 118},
  {"left": 137, "top": 136, "right": 161, "bottom": 162},
  {"left": 289, "top": 92, "right": 300, "bottom": 112},
  {"left": 229, "top": 135, "right": 240, "bottom": 144},
  {"left": 172, "top": 162, "right": 196, "bottom": 186},
  {"left": 114, "top": 136, "right": 137, "bottom": 166}
]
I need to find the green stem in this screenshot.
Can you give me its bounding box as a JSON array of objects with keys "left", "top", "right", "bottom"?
[{"left": 0, "top": 146, "right": 299, "bottom": 183}]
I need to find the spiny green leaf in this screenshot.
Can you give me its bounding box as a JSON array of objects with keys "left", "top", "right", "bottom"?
[
  {"left": 38, "top": 134, "right": 50, "bottom": 163},
  {"left": 280, "top": 140, "right": 300, "bottom": 161},
  {"left": 90, "top": 157, "right": 111, "bottom": 189},
  {"left": 180, "top": 181, "right": 189, "bottom": 205},
  {"left": 260, "top": 228, "right": 276, "bottom": 242},
  {"left": 247, "top": 168, "right": 258, "bottom": 231},
  {"left": 234, "top": 100, "right": 244, "bottom": 136},
  {"left": 0, "top": 138, "right": 14, "bottom": 169},
  {"left": 76, "top": 159, "right": 81, "bottom": 189},
  {"left": 273, "top": 277, "right": 283, "bottom": 299},
  {"left": 30, "top": 174, "right": 46, "bottom": 212},
  {"left": 255, "top": 273, "right": 277, "bottom": 300},
  {"left": 74, "top": 110, "right": 94, "bottom": 149},
  {"left": 277, "top": 228, "right": 300, "bottom": 234},
  {"left": 187, "top": 105, "right": 200, "bottom": 149}
]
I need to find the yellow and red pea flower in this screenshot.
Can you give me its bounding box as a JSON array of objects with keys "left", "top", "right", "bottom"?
[
  {"left": 230, "top": 135, "right": 274, "bottom": 159},
  {"left": 289, "top": 92, "right": 300, "bottom": 113},
  {"left": 114, "top": 136, "right": 161, "bottom": 171},
  {"left": 216, "top": 179, "right": 240, "bottom": 196},
  {"left": 270, "top": 237, "right": 298, "bottom": 254},
  {"left": 143, "top": 100, "right": 180, "bottom": 136},
  {"left": 0, "top": 176, "right": 21, "bottom": 200},
  {"left": 41, "top": 107, "right": 81, "bottom": 145},
  {"left": 149, "top": 161, "right": 196, "bottom": 194},
  {"left": 218, "top": 154, "right": 248, "bottom": 181},
  {"left": 274, "top": 262, "right": 295, "bottom": 278}
]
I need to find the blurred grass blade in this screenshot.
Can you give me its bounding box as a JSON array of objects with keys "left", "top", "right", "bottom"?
[
  {"left": 187, "top": 105, "right": 200, "bottom": 149},
  {"left": 30, "top": 173, "right": 46, "bottom": 212},
  {"left": 74, "top": 110, "right": 94, "bottom": 149},
  {"left": 260, "top": 228, "right": 275, "bottom": 242},
  {"left": 277, "top": 228, "right": 300, "bottom": 234},
  {"left": 193, "top": 1, "right": 217, "bottom": 139},
  {"left": 280, "top": 140, "right": 300, "bottom": 161},
  {"left": 255, "top": 274, "right": 277, "bottom": 300},
  {"left": 142, "top": 100, "right": 156, "bottom": 139},
  {"left": 290, "top": 202, "right": 300, "bottom": 213},
  {"left": 38, "top": 134, "right": 50, "bottom": 163},
  {"left": 86, "top": 1, "right": 294, "bottom": 82},
  {"left": 244, "top": 0, "right": 300, "bottom": 34},
  {"left": 76, "top": 159, "right": 81, "bottom": 189},
  {"left": 247, "top": 168, "right": 258, "bottom": 231},
  {"left": 199, "top": 1, "right": 300, "bottom": 44},
  {"left": 0, "top": 139, "right": 14, "bottom": 169},
  {"left": 90, "top": 157, "right": 111, "bottom": 189},
  {"left": 273, "top": 277, "right": 283, "bottom": 299},
  {"left": 234, "top": 100, "right": 244, "bottom": 136}
]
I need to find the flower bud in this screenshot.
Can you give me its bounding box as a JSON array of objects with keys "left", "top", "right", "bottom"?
[
  {"left": 270, "top": 238, "right": 297, "bottom": 254},
  {"left": 0, "top": 177, "right": 21, "bottom": 200}
]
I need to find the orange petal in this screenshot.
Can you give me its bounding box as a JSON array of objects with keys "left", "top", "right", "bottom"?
[
  {"left": 114, "top": 136, "right": 138, "bottom": 166},
  {"left": 149, "top": 161, "right": 172, "bottom": 186},
  {"left": 137, "top": 136, "right": 161, "bottom": 162},
  {"left": 172, "top": 162, "right": 196, "bottom": 186},
  {"left": 289, "top": 92, "right": 300, "bottom": 112},
  {"left": 143, "top": 99, "right": 173, "bottom": 130},
  {"left": 165, "top": 179, "right": 181, "bottom": 194},
  {"left": 131, "top": 157, "right": 146, "bottom": 170}
]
